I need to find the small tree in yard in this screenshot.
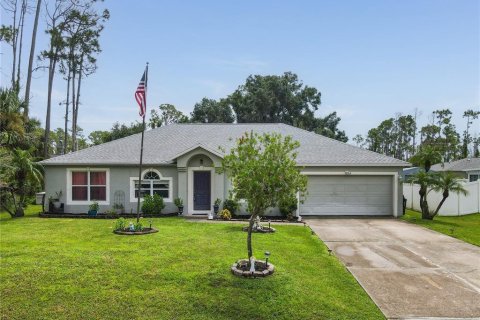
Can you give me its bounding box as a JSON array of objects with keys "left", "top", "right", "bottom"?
[
  {"left": 221, "top": 131, "right": 307, "bottom": 262},
  {"left": 409, "top": 171, "right": 467, "bottom": 220}
]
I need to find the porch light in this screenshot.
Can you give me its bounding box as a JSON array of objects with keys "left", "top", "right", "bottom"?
[{"left": 265, "top": 251, "right": 271, "bottom": 267}]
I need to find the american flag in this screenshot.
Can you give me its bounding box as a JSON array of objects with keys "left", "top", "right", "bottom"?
[{"left": 135, "top": 67, "right": 148, "bottom": 117}]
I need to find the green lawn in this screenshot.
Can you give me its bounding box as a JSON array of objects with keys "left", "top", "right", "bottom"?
[
  {"left": 0, "top": 206, "right": 383, "bottom": 320},
  {"left": 402, "top": 209, "right": 480, "bottom": 246}
]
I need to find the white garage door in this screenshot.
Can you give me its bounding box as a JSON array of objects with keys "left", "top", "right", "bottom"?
[{"left": 300, "top": 175, "right": 393, "bottom": 216}]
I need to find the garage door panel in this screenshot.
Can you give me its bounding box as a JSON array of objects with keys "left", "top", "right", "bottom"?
[{"left": 301, "top": 175, "right": 393, "bottom": 216}]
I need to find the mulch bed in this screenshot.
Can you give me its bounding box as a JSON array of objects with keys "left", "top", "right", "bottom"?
[
  {"left": 39, "top": 212, "right": 178, "bottom": 219},
  {"left": 113, "top": 227, "right": 158, "bottom": 235},
  {"left": 231, "top": 259, "right": 275, "bottom": 278}
]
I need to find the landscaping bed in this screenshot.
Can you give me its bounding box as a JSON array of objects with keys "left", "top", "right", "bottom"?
[{"left": 39, "top": 212, "right": 178, "bottom": 219}]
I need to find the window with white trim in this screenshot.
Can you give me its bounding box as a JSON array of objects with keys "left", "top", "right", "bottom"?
[
  {"left": 71, "top": 170, "right": 107, "bottom": 201},
  {"left": 469, "top": 174, "right": 479, "bottom": 182},
  {"left": 131, "top": 170, "right": 171, "bottom": 200}
]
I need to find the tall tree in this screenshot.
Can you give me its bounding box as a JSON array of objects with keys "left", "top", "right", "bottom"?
[
  {"left": 24, "top": 0, "right": 42, "bottom": 118},
  {"left": 229, "top": 72, "right": 320, "bottom": 126},
  {"left": 40, "top": 0, "right": 74, "bottom": 158},
  {"left": 62, "top": 2, "right": 109, "bottom": 151},
  {"left": 149, "top": 104, "right": 189, "bottom": 129},
  {"left": 190, "top": 98, "right": 234, "bottom": 123},
  {"left": 461, "top": 109, "right": 480, "bottom": 158},
  {"left": 227, "top": 72, "right": 347, "bottom": 141}
]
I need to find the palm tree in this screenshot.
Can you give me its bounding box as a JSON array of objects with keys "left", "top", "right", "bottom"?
[
  {"left": 428, "top": 171, "right": 468, "bottom": 219},
  {"left": 409, "top": 146, "right": 443, "bottom": 172},
  {"left": 0, "top": 148, "right": 43, "bottom": 217},
  {"left": 409, "top": 171, "right": 435, "bottom": 219},
  {"left": 0, "top": 88, "right": 26, "bottom": 147}
]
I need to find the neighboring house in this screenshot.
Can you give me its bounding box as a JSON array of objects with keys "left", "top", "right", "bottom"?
[
  {"left": 39, "top": 123, "right": 409, "bottom": 217},
  {"left": 430, "top": 158, "right": 480, "bottom": 182},
  {"left": 401, "top": 167, "right": 421, "bottom": 181}
]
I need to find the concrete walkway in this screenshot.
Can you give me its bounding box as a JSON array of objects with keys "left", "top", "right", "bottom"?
[{"left": 306, "top": 218, "right": 480, "bottom": 320}]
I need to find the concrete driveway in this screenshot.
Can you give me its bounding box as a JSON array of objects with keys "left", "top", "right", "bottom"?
[{"left": 306, "top": 218, "right": 480, "bottom": 319}]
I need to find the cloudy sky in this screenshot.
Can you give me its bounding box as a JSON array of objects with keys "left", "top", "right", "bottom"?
[{"left": 1, "top": 0, "right": 479, "bottom": 141}]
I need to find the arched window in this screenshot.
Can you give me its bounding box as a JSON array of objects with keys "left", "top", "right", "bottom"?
[
  {"left": 131, "top": 170, "right": 172, "bottom": 201},
  {"left": 144, "top": 171, "right": 160, "bottom": 180}
]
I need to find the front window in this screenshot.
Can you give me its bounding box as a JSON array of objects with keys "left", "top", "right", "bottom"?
[
  {"left": 469, "top": 174, "right": 479, "bottom": 182},
  {"left": 71, "top": 170, "right": 107, "bottom": 201},
  {"left": 132, "top": 170, "right": 171, "bottom": 200}
]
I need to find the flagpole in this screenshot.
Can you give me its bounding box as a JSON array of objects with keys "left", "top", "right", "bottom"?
[{"left": 136, "top": 62, "right": 148, "bottom": 223}]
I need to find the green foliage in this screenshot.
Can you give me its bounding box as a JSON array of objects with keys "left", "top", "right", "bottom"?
[
  {"left": 0, "top": 148, "right": 43, "bottom": 217},
  {"left": 409, "top": 146, "right": 443, "bottom": 172},
  {"left": 218, "top": 209, "right": 232, "bottom": 220},
  {"left": 225, "top": 72, "right": 347, "bottom": 141},
  {"left": 114, "top": 217, "right": 126, "bottom": 231},
  {"left": 149, "top": 104, "right": 189, "bottom": 129},
  {"left": 214, "top": 198, "right": 222, "bottom": 206},
  {"left": 190, "top": 98, "right": 234, "bottom": 123},
  {"left": 141, "top": 194, "right": 165, "bottom": 215},
  {"left": 88, "top": 121, "right": 143, "bottom": 145},
  {"left": 410, "top": 170, "right": 468, "bottom": 220},
  {"left": 134, "top": 220, "right": 143, "bottom": 231},
  {"left": 221, "top": 131, "right": 307, "bottom": 258},
  {"left": 279, "top": 196, "right": 298, "bottom": 217},
  {"left": 89, "top": 201, "right": 99, "bottom": 211},
  {"left": 223, "top": 198, "right": 239, "bottom": 214},
  {"left": 174, "top": 197, "right": 183, "bottom": 207}
]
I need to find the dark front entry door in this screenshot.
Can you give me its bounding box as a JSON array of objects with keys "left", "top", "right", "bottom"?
[{"left": 193, "top": 171, "right": 211, "bottom": 211}]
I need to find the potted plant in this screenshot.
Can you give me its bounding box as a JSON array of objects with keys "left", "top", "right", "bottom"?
[
  {"left": 174, "top": 197, "right": 184, "bottom": 215},
  {"left": 88, "top": 201, "right": 99, "bottom": 217},
  {"left": 213, "top": 198, "right": 222, "bottom": 215},
  {"left": 113, "top": 203, "right": 124, "bottom": 215},
  {"left": 51, "top": 191, "right": 62, "bottom": 209}
]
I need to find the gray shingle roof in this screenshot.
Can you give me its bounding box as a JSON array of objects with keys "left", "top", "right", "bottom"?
[
  {"left": 39, "top": 123, "right": 410, "bottom": 167},
  {"left": 430, "top": 158, "right": 480, "bottom": 172}
]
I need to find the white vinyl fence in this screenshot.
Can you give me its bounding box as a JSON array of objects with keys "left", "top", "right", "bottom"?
[{"left": 403, "top": 180, "right": 480, "bottom": 216}]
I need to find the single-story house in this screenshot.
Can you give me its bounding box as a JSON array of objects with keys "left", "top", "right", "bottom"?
[
  {"left": 401, "top": 167, "right": 421, "bottom": 181},
  {"left": 430, "top": 158, "right": 480, "bottom": 182},
  {"left": 40, "top": 123, "right": 410, "bottom": 217}
]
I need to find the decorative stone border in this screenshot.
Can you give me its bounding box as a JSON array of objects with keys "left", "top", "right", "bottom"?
[
  {"left": 113, "top": 228, "right": 158, "bottom": 235},
  {"left": 231, "top": 259, "right": 275, "bottom": 278},
  {"left": 242, "top": 226, "right": 276, "bottom": 233}
]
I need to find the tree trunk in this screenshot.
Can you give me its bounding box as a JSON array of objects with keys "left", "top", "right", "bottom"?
[
  {"left": 71, "top": 67, "right": 77, "bottom": 151},
  {"left": 64, "top": 70, "right": 71, "bottom": 154},
  {"left": 44, "top": 55, "right": 57, "bottom": 158},
  {"left": 11, "top": 0, "right": 18, "bottom": 89},
  {"left": 432, "top": 190, "right": 449, "bottom": 218},
  {"left": 73, "top": 59, "right": 83, "bottom": 151},
  {"left": 16, "top": 0, "right": 27, "bottom": 90},
  {"left": 247, "top": 213, "right": 256, "bottom": 261},
  {"left": 24, "top": 0, "right": 42, "bottom": 118}
]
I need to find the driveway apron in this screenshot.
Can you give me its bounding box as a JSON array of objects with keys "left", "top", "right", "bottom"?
[{"left": 306, "top": 218, "right": 480, "bottom": 319}]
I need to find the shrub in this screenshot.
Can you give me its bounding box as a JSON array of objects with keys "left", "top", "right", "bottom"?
[
  {"left": 219, "top": 208, "right": 232, "bottom": 220},
  {"left": 279, "top": 197, "right": 297, "bottom": 217},
  {"left": 134, "top": 220, "right": 143, "bottom": 231},
  {"left": 174, "top": 197, "right": 183, "bottom": 207},
  {"left": 105, "top": 209, "right": 118, "bottom": 218},
  {"left": 142, "top": 194, "right": 165, "bottom": 215},
  {"left": 223, "top": 199, "right": 239, "bottom": 214},
  {"left": 114, "top": 217, "right": 126, "bottom": 231},
  {"left": 89, "top": 201, "right": 99, "bottom": 211}
]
